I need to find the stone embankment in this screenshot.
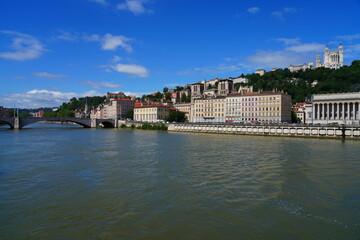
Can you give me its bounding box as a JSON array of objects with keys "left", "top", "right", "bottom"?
[{"left": 168, "top": 123, "right": 360, "bottom": 139}]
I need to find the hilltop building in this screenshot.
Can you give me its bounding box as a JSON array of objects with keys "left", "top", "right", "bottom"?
[
  {"left": 288, "top": 44, "right": 344, "bottom": 72},
  {"left": 316, "top": 44, "right": 344, "bottom": 69},
  {"left": 106, "top": 92, "right": 125, "bottom": 100}
]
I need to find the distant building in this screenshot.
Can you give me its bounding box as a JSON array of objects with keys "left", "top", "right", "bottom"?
[
  {"left": 255, "top": 69, "right": 266, "bottom": 76},
  {"left": 107, "top": 99, "right": 135, "bottom": 119},
  {"left": 106, "top": 92, "right": 125, "bottom": 100},
  {"left": 289, "top": 62, "right": 313, "bottom": 72},
  {"left": 316, "top": 44, "right": 344, "bottom": 69},
  {"left": 90, "top": 99, "right": 135, "bottom": 119},
  {"left": 171, "top": 92, "right": 181, "bottom": 103},
  {"left": 292, "top": 102, "right": 307, "bottom": 123},
  {"left": 230, "top": 77, "right": 249, "bottom": 84},
  {"left": 35, "top": 110, "right": 45, "bottom": 118},
  {"left": 0, "top": 106, "right": 9, "bottom": 117}
]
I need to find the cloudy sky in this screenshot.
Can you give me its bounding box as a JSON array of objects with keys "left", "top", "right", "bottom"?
[{"left": 1, "top": 0, "right": 360, "bottom": 108}]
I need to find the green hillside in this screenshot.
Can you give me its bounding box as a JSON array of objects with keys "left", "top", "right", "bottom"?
[{"left": 236, "top": 60, "right": 360, "bottom": 103}]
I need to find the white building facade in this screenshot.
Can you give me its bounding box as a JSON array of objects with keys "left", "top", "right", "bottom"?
[
  {"left": 306, "top": 92, "right": 360, "bottom": 125},
  {"left": 134, "top": 105, "right": 172, "bottom": 123},
  {"left": 316, "top": 44, "right": 344, "bottom": 69}
]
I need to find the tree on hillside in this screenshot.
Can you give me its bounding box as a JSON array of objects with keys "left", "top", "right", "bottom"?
[{"left": 352, "top": 60, "right": 360, "bottom": 66}]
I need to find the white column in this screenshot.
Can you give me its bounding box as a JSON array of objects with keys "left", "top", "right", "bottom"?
[
  {"left": 321, "top": 104, "right": 325, "bottom": 120},
  {"left": 347, "top": 102, "right": 350, "bottom": 120},
  {"left": 316, "top": 104, "right": 320, "bottom": 120},
  {"left": 326, "top": 103, "right": 330, "bottom": 120},
  {"left": 342, "top": 103, "right": 345, "bottom": 119},
  {"left": 332, "top": 103, "right": 335, "bottom": 120},
  {"left": 352, "top": 102, "right": 356, "bottom": 120}
]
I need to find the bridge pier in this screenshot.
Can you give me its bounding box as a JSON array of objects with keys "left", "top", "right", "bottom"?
[
  {"left": 14, "top": 117, "right": 21, "bottom": 129},
  {"left": 91, "top": 118, "right": 97, "bottom": 128}
]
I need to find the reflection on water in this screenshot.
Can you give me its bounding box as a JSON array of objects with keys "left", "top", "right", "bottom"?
[{"left": 0, "top": 123, "right": 359, "bottom": 239}]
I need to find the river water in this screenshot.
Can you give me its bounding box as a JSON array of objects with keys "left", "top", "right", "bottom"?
[{"left": 0, "top": 123, "right": 359, "bottom": 239}]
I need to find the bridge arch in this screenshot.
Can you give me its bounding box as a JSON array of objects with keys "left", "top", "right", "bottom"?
[
  {"left": 97, "top": 120, "right": 115, "bottom": 128},
  {"left": 21, "top": 118, "right": 91, "bottom": 128},
  {"left": 0, "top": 120, "right": 14, "bottom": 129}
]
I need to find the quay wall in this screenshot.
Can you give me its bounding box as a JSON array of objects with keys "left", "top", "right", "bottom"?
[{"left": 168, "top": 124, "right": 360, "bottom": 139}]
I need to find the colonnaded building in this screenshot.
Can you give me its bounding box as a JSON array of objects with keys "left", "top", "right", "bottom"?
[{"left": 305, "top": 92, "right": 360, "bottom": 125}]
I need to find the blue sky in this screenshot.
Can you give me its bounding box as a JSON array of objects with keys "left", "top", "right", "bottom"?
[{"left": 1, "top": 0, "right": 360, "bottom": 108}]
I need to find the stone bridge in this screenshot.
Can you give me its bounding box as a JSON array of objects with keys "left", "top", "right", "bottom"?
[{"left": 0, "top": 117, "right": 116, "bottom": 129}]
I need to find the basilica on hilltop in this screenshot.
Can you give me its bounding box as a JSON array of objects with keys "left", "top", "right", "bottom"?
[{"left": 289, "top": 44, "right": 344, "bottom": 72}]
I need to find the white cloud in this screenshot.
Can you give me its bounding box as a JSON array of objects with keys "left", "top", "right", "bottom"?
[
  {"left": 118, "top": 0, "right": 151, "bottom": 15},
  {"left": 247, "top": 7, "right": 260, "bottom": 14},
  {"left": 110, "top": 63, "right": 148, "bottom": 77},
  {"left": 336, "top": 33, "right": 360, "bottom": 42},
  {"left": 276, "top": 37, "right": 301, "bottom": 46},
  {"left": 271, "top": 7, "right": 298, "bottom": 19},
  {"left": 81, "top": 80, "right": 122, "bottom": 89},
  {"left": 1, "top": 89, "right": 102, "bottom": 108},
  {"left": 124, "top": 91, "right": 150, "bottom": 97},
  {"left": 0, "top": 31, "right": 45, "bottom": 61},
  {"left": 90, "top": 0, "right": 107, "bottom": 5},
  {"left": 111, "top": 55, "right": 122, "bottom": 63},
  {"left": 179, "top": 62, "right": 248, "bottom": 76},
  {"left": 33, "top": 72, "right": 67, "bottom": 80},
  {"left": 165, "top": 83, "right": 182, "bottom": 87},
  {"left": 247, "top": 50, "right": 308, "bottom": 68},
  {"left": 53, "top": 31, "right": 78, "bottom": 41},
  {"left": 285, "top": 43, "right": 324, "bottom": 52},
  {"left": 84, "top": 33, "right": 132, "bottom": 52}
]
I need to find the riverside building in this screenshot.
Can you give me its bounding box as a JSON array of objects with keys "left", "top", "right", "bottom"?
[
  {"left": 191, "top": 97, "right": 226, "bottom": 123},
  {"left": 306, "top": 92, "right": 360, "bottom": 125},
  {"left": 107, "top": 99, "right": 135, "bottom": 119},
  {"left": 134, "top": 105, "right": 173, "bottom": 123},
  {"left": 225, "top": 90, "right": 292, "bottom": 123}
]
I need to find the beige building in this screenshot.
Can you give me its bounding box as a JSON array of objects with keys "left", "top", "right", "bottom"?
[
  {"left": 226, "top": 92, "right": 259, "bottom": 123},
  {"left": 134, "top": 105, "right": 172, "bottom": 122},
  {"left": 191, "top": 97, "right": 226, "bottom": 123},
  {"left": 226, "top": 91, "right": 292, "bottom": 123},
  {"left": 190, "top": 90, "right": 292, "bottom": 123},
  {"left": 257, "top": 91, "right": 292, "bottom": 123},
  {"left": 107, "top": 99, "right": 135, "bottom": 119}
]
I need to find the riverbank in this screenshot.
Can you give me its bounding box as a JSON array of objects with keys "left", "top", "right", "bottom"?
[{"left": 168, "top": 123, "right": 360, "bottom": 140}]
